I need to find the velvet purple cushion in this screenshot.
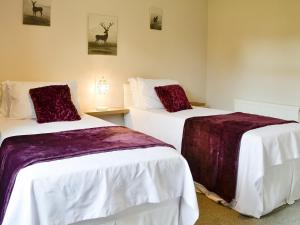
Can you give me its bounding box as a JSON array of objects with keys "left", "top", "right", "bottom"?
[
  {"left": 154, "top": 84, "right": 192, "bottom": 112},
  {"left": 29, "top": 85, "right": 81, "bottom": 123}
]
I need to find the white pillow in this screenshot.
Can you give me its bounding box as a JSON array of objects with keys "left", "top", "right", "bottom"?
[
  {"left": 7, "top": 81, "right": 81, "bottom": 119},
  {"left": 128, "top": 77, "right": 142, "bottom": 108},
  {"left": 0, "top": 81, "right": 10, "bottom": 117},
  {"left": 137, "top": 78, "right": 179, "bottom": 109}
]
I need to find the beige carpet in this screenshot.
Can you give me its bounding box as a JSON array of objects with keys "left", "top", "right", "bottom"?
[{"left": 195, "top": 193, "right": 300, "bottom": 225}]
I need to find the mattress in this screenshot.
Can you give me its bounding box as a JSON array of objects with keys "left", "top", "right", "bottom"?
[
  {"left": 0, "top": 114, "right": 199, "bottom": 225},
  {"left": 125, "top": 107, "right": 300, "bottom": 218}
]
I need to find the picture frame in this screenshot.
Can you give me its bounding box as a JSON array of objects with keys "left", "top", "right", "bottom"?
[
  {"left": 88, "top": 14, "right": 118, "bottom": 56},
  {"left": 150, "top": 7, "right": 163, "bottom": 31},
  {"left": 23, "top": 0, "right": 51, "bottom": 26}
]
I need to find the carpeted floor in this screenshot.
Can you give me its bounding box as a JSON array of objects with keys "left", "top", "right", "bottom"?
[{"left": 195, "top": 193, "right": 300, "bottom": 225}]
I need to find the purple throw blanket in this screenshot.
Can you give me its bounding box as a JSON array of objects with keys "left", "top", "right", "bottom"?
[
  {"left": 181, "top": 112, "right": 295, "bottom": 202},
  {"left": 0, "top": 126, "right": 173, "bottom": 224}
]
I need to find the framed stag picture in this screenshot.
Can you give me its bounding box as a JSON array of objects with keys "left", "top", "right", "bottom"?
[
  {"left": 150, "top": 7, "right": 163, "bottom": 31},
  {"left": 23, "top": 0, "right": 51, "bottom": 26},
  {"left": 88, "top": 14, "right": 118, "bottom": 56}
]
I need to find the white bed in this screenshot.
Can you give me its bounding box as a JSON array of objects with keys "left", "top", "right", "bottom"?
[
  {"left": 125, "top": 106, "right": 300, "bottom": 218},
  {"left": 0, "top": 114, "right": 199, "bottom": 225}
]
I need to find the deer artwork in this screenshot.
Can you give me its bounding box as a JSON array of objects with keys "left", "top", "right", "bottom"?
[
  {"left": 153, "top": 16, "right": 159, "bottom": 24},
  {"left": 31, "top": 0, "right": 43, "bottom": 17},
  {"left": 95, "top": 22, "right": 114, "bottom": 44}
]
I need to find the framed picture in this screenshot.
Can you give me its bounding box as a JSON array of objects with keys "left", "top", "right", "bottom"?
[
  {"left": 88, "top": 14, "right": 118, "bottom": 56},
  {"left": 23, "top": 0, "right": 51, "bottom": 26},
  {"left": 150, "top": 7, "right": 163, "bottom": 31}
]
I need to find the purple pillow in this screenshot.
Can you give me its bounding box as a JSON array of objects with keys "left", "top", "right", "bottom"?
[
  {"left": 155, "top": 84, "right": 192, "bottom": 112},
  {"left": 29, "top": 85, "right": 81, "bottom": 123}
]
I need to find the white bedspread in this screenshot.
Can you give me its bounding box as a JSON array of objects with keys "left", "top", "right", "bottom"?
[
  {"left": 0, "top": 115, "right": 199, "bottom": 225},
  {"left": 125, "top": 107, "right": 300, "bottom": 218}
]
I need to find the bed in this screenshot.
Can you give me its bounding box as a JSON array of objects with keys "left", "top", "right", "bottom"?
[
  {"left": 124, "top": 82, "right": 300, "bottom": 218},
  {"left": 0, "top": 114, "right": 199, "bottom": 225},
  {"left": 0, "top": 81, "right": 199, "bottom": 225}
]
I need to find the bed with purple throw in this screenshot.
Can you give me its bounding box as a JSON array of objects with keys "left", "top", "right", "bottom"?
[
  {"left": 125, "top": 80, "right": 300, "bottom": 218},
  {"left": 181, "top": 112, "right": 295, "bottom": 202},
  {"left": 0, "top": 115, "right": 199, "bottom": 225}
]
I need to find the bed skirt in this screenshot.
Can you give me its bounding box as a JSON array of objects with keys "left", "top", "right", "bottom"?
[{"left": 72, "top": 198, "right": 180, "bottom": 225}]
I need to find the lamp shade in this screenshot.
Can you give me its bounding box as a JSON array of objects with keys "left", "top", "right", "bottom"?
[{"left": 97, "top": 78, "right": 109, "bottom": 95}]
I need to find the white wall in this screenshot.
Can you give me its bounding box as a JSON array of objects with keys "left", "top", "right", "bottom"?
[
  {"left": 206, "top": 0, "right": 300, "bottom": 110},
  {"left": 0, "top": 0, "right": 207, "bottom": 111},
  {"left": 3, "top": 0, "right": 300, "bottom": 113}
]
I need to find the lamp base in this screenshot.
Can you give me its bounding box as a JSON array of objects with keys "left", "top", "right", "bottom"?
[{"left": 96, "top": 106, "right": 109, "bottom": 111}]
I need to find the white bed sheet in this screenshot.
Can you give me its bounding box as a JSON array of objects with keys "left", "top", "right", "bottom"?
[
  {"left": 125, "top": 107, "right": 300, "bottom": 218},
  {"left": 0, "top": 115, "right": 199, "bottom": 225}
]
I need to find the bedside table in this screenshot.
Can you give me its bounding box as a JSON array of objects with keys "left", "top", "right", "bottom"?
[
  {"left": 190, "top": 101, "right": 206, "bottom": 107},
  {"left": 86, "top": 107, "right": 129, "bottom": 125}
]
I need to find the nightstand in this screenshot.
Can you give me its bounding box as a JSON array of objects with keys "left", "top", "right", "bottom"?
[
  {"left": 190, "top": 101, "right": 206, "bottom": 107},
  {"left": 86, "top": 107, "right": 129, "bottom": 125}
]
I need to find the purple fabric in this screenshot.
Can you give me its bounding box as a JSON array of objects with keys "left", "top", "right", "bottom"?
[
  {"left": 181, "top": 112, "right": 295, "bottom": 202},
  {"left": 29, "top": 85, "right": 81, "bottom": 123},
  {"left": 155, "top": 85, "right": 192, "bottom": 112},
  {"left": 0, "top": 126, "right": 173, "bottom": 223}
]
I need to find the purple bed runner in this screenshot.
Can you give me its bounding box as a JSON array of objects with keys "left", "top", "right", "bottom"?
[
  {"left": 181, "top": 112, "right": 295, "bottom": 202},
  {"left": 0, "top": 126, "right": 173, "bottom": 224}
]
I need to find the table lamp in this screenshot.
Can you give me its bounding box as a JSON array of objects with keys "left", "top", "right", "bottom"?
[{"left": 96, "top": 77, "right": 109, "bottom": 111}]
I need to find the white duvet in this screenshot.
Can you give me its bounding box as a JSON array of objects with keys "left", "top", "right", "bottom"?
[
  {"left": 0, "top": 115, "right": 199, "bottom": 225},
  {"left": 125, "top": 107, "right": 300, "bottom": 218}
]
